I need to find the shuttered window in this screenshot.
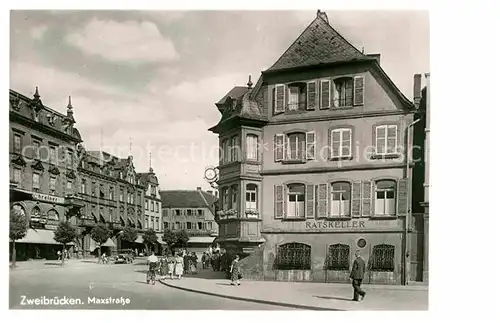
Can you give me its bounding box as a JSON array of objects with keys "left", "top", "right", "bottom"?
[
  {"left": 306, "top": 131, "right": 316, "bottom": 160},
  {"left": 330, "top": 182, "right": 350, "bottom": 217},
  {"left": 333, "top": 78, "right": 354, "bottom": 107},
  {"left": 331, "top": 128, "right": 352, "bottom": 158},
  {"left": 286, "top": 183, "right": 305, "bottom": 218},
  {"left": 274, "top": 185, "right": 284, "bottom": 219},
  {"left": 274, "top": 134, "right": 285, "bottom": 162},
  {"left": 306, "top": 81, "right": 317, "bottom": 110},
  {"left": 375, "top": 180, "right": 396, "bottom": 216},
  {"left": 286, "top": 133, "right": 306, "bottom": 161},
  {"left": 306, "top": 184, "right": 315, "bottom": 218},
  {"left": 320, "top": 80, "right": 331, "bottom": 109},
  {"left": 317, "top": 183, "right": 328, "bottom": 218}
]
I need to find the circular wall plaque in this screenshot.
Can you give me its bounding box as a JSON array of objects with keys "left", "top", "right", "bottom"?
[{"left": 357, "top": 238, "right": 367, "bottom": 249}]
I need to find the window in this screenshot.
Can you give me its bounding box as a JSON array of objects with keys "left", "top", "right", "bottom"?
[
  {"left": 32, "top": 140, "right": 40, "bottom": 159},
  {"left": 371, "top": 244, "right": 395, "bottom": 272},
  {"left": 109, "top": 186, "right": 114, "bottom": 200},
  {"left": 164, "top": 222, "right": 169, "bottom": 230},
  {"left": 197, "top": 209, "right": 203, "bottom": 216},
  {"left": 175, "top": 222, "right": 180, "bottom": 230},
  {"left": 67, "top": 180, "right": 73, "bottom": 192},
  {"left": 67, "top": 150, "right": 73, "bottom": 169},
  {"left": 151, "top": 185, "right": 157, "bottom": 196},
  {"left": 223, "top": 139, "right": 230, "bottom": 163},
  {"left": 99, "top": 184, "right": 105, "bottom": 199},
  {"left": 375, "top": 180, "right": 396, "bottom": 216},
  {"left": 119, "top": 189, "right": 124, "bottom": 202},
  {"left": 306, "top": 81, "right": 317, "bottom": 110},
  {"left": 331, "top": 128, "right": 352, "bottom": 158},
  {"left": 326, "top": 244, "right": 350, "bottom": 270},
  {"left": 175, "top": 209, "right": 181, "bottom": 216},
  {"left": 47, "top": 209, "right": 59, "bottom": 221},
  {"left": 198, "top": 222, "right": 203, "bottom": 230},
  {"left": 81, "top": 179, "right": 86, "bottom": 194},
  {"left": 245, "top": 184, "right": 257, "bottom": 210},
  {"left": 207, "top": 222, "right": 213, "bottom": 230},
  {"left": 13, "top": 134, "right": 22, "bottom": 154},
  {"left": 49, "top": 146, "right": 57, "bottom": 165},
  {"left": 230, "top": 136, "right": 239, "bottom": 162},
  {"left": 231, "top": 185, "right": 238, "bottom": 209},
  {"left": 186, "top": 222, "right": 192, "bottom": 230},
  {"left": 276, "top": 243, "right": 311, "bottom": 270},
  {"left": 91, "top": 182, "right": 96, "bottom": 197},
  {"left": 287, "top": 132, "right": 306, "bottom": 160},
  {"left": 187, "top": 209, "right": 192, "bottom": 216},
  {"left": 287, "top": 183, "right": 305, "bottom": 218},
  {"left": 150, "top": 200, "right": 154, "bottom": 210},
  {"left": 32, "top": 173, "right": 40, "bottom": 189},
  {"left": 333, "top": 78, "right": 354, "bottom": 107},
  {"left": 331, "top": 182, "right": 351, "bottom": 217},
  {"left": 145, "top": 200, "right": 148, "bottom": 210},
  {"left": 246, "top": 134, "right": 258, "bottom": 160},
  {"left": 274, "top": 84, "right": 285, "bottom": 113},
  {"left": 155, "top": 218, "right": 159, "bottom": 231},
  {"left": 375, "top": 125, "right": 398, "bottom": 155},
  {"left": 320, "top": 80, "right": 331, "bottom": 109},
  {"left": 108, "top": 208, "right": 113, "bottom": 222},
  {"left": 287, "top": 83, "right": 306, "bottom": 110},
  {"left": 13, "top": 168, "right": 22, "bottom": 183},
  {"left": 156, "top": 202, "right": 159, "bottom": 213},
  {"left": 222, "top": 188, "right": 229, "bottom": 210},
  {"left": 31, "top": 206, "right": 41, "bottom": 218},
  {"left": 49, "top": 176, "right": 57, "bottom": 192}
]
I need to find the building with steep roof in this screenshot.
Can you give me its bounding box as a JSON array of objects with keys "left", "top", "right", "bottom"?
[
  {"left": 209, "top": 11, "right": 422, "bottom": 284},
  {"left": 160, "top": 187, "right": 218, "bottom": 256}
]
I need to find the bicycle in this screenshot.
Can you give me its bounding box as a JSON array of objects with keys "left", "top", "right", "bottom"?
[{"left": 146, "top": 262, "right": 158, "bottom": 285}]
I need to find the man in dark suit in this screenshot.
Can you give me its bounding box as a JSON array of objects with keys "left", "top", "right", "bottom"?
[{"left": 350, "top": 250, "right": 366, "bottom": 301}]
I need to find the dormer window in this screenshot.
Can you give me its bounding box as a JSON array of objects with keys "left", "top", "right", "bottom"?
[
  {"left": 287, "top": 83, "right": 306, "bottom": 111},
  {"left": 333, "top": 78, "right": 353, "bottom": 107}
]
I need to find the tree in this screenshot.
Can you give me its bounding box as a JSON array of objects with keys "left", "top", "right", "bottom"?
[
  {"left": 162, "top": 229, "right": 177, "bottom": 254},
  {"left": 10, "top": 207, "right": 28, "bottom": 268},
  {"left": 121, "top": 226, "right": 138, "bottom": 245},
  {"left": 142, "top": 228, "right": 158, "bottom": 254},
  {"left": 54, "top": 221, "right": 77, "bottom": 266},
  {"left": 90, "top": 223, "right": 111, "bottom": 261},
  {"left": 176, "top": 230, "right": 190, "bottom": 249}
]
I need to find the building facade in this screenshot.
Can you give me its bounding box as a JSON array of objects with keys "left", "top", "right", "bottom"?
[
  {"left": 160, "top": 188, "right": 218, "bottom": 256},
  {"left": 209, "top": 11, "right": 421, "bottom": 284},
  {"left": 9, "top": 88, "right": 150, "bottom": 260},
  {"left": 138, "top": 167, "right": 162, "bottom": 233},
  {"left": 9, "top": 88, "right": 85, "bottom": 260}
]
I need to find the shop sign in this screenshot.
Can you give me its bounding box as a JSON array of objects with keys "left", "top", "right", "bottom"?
[
  {"left": 306, "top": 220, "right": 366, "bottom": 230},
  {"left": 33, "top": 192, "right": 65, "bottom": 204}
]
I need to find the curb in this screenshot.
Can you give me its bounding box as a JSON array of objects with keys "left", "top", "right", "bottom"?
[{"left": 159, "top": 280, "right": 343, "bottom": 311}]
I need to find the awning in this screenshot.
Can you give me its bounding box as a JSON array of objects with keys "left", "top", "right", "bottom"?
[
  {"left": 188, "top": 236, "right": 216, "bottom": 244},
  {"left": 101, "top": 238, "right": 116, "bottom": 248},
  {"left": 135, "top": 235, "right": 144, "bottom": 243},
  {"left": 16, "top": 229, "right": 74, "bottom": 245}
]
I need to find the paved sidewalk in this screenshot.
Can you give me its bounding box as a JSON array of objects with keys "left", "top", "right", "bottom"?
[
  {"left": 9, "top": 259, "right": 110, "bottom": 271},
  {"left": 160, "top": 270, "right": 428, "bottom": 311}
]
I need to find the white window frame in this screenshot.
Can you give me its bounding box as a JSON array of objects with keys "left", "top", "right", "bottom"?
[
  {"left": 320, "top": 79, "right": 331, "bottom": 109},
  {"left": 330, "top": 182, "right": 351, "bottom": 217},
  {"left": 286, "top": 184, "right": 305, "bottom": 218},
  {"left": 245, "top": 185, "right": 257, "bottom": 210},
  {"left": 286, "top": 133, "right": 306, "bottom": 160},
  {"left": 49, "top": 176, "right": 57, "bottom": 192},
  {"left": 331, "top": 128, "right": 352, "bottom": 158},
  {"left": 375, "top": 125, "right": 398, "bottom": 155},
  {"left": 287, "top": 86, "right": 300, "bottom": 111},
  {"left": 375, "top": 181, "right": 396, "bottom": 216},
  {"left": 32, "top": 173, "right": 40, "bottom": 189},
  {"left": 246, "top": 134, "right": 258, "bottom": 160}
]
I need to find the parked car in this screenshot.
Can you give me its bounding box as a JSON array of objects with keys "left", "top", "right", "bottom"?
[{"left": 115, "top": 249, "right": 135, "bottom": 264}]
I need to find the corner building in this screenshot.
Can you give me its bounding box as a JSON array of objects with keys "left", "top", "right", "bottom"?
[{"left": 210, "top": 11, "right": 421, "bottom": 284}]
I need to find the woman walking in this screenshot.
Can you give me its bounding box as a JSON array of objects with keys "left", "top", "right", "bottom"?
[
  {"left": 174, "top": 252, "right": 184, "bottom": 279},
  {"left": 167, "top": 252, "right": 175, "bottom": 280},
  {"left": 230, "top": 255, "right": 242, "bottom": 286}
]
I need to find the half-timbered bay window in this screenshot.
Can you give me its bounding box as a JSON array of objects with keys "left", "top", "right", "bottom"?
[
  {"left": 375, "top": 180, "right": 396, "bottom": 216},
  {"left": 246, "top": 134, "right": 258, "bottom": 160},
  {"left": 371, "top": 244, "right": 395, "bottom": 272},
  {"left": 326, "top": 244, "right": 350, "bottom": 270},
  {"left": 274, "top": 132, "right": 316, "bottom": 162},
  {"left": 276, "top": 243, "right": 311, "bottom": 270},
  {"left": 287, "top": 183, "right": 305, "bottom": 218},
  {"left": 331, "top": 182, "right": 351, "bottom": 217},
  {"left": 330, "top": 128, "right": 352, "bottom": 159},
  {"left": 375, "top": 125, "right": 398, "bottom": 155}
]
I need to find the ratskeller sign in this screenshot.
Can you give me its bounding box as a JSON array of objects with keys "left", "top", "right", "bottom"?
[{"left": 306, "top": 220, "right": 365, "bottom": 229}]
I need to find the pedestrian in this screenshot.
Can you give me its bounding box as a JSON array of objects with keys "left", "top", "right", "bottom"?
[
  {"left": 175, "top": 252, "right": 184, "bottom": 279},
  {"left": 190, "top": 252, "right": 198, "bottom": 274},
  {"left": 230, "top": 255, "right": 241, "bottom": 286},
  {"left": 167, "top": 252, "right": 175, "bottom": 279},
  {"left": 201, "top": 252, "right": 207, "bottom": 269},
  {"left": 350, "top": 250, "right": 367, "bottom": 302}
]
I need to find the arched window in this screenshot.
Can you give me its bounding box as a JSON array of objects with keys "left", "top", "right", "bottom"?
[
  {"left": 245, "top": 184, "right": 258, "bottom": 211},
  {"left": 326, "top": 244, "right": 350, "bottom": 270},
  {"left": 47, "top": 209, "right": 59, "bottom": 221},
  {"left": 287, "top": 183, "right": 305, "bottom": 218},
  {"left": 371, "top": 244, "right": 395, "bottom": 272},
  {"left": 31, "top": 206, "right": 41, "bottom": 218},
  {"left": 331, "top": 182, "right": 351, "bottom": 217},
  {"left": 276, "top": 242, "right": 311, "bottom": 270},
  {"left": 333, "top": 77, "right": 353, "bottom": 107},
  {"left": 246, "top": 134, "right": 258, "bottom": 160},
  {"left": 375, "top": 180, "right": 396, "bottom": 215}
]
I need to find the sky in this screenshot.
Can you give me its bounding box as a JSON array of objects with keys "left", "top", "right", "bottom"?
[{"left": 9, "top": 10, "right": 429, "bottom": 191}]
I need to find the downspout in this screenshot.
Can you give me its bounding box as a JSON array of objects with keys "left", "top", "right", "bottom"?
[{"left": 403, "top": 118, "right": 421, "bottom": 285}]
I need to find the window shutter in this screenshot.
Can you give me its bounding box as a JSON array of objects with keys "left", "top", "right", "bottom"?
[
  {"left": 306, "top": 184, "right": 315, "bottom": 218},
  {"left": 397, "top": 178, "right": 409, "bottom": 215},
  {"left": 320, "top": 80, "right": 330, "bottom": 109},
  {"left": 351, "top": 181, "right": 362, "bottom": 217},
  {"left": 274, "top": 185, "right": 284, "bottom": 219},
  {"left": 353, "top": 76, "right": 365, "bottom": 106},
  {"left": 317, "top": 183, "right": 328, "bottom": 218},
  {"left": 332, "top": 80, "right": 339, "bottom": 108},
  {"left": 306, "top": 131, "right": 316, "bottom": 160},
  {"left": 307, "top": 82, "right": 316, "bottom": 110},
  {"left": 275, "top": 84, "right": 285, "bottom": 113},
  {"left": 274, "top": 134, "right": 285, "bottom": 161},
  {"left": 361, "top": 181, "right": 373, "bottom": 217}
]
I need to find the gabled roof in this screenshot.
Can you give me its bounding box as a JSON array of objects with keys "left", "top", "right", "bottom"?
[
  {"left": 265, "top": 11, "right": 370, "bottom": 72},
  {"left": 160, "top": 190, "right": 217, "bottom": 208}
]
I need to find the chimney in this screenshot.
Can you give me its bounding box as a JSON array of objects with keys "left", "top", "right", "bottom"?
[
  {"left": 196, "top": 187, "right": 202, "bottom": 191},
  {"left": 413, "top": 74, "right": 422, "bottom": 107},
  {"left": 317, "top": 10, "right": 329, "bottom": 23},
  {"left": 367, "top": 53, "right": 381, "bottom": 64}
]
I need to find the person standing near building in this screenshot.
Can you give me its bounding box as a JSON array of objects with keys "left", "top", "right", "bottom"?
[
  {"left": 174, "top": 252, "right": 184, "bottom": 279},
  {"left": 350, "top": 250, "right": 366, "bottom": 301},
  {"left": 230, "top": 255, "right": 241, "bottom": 286}
]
